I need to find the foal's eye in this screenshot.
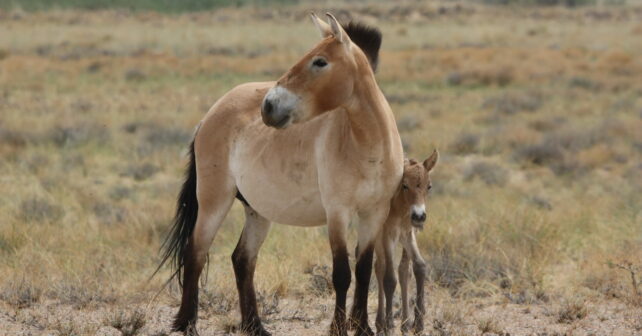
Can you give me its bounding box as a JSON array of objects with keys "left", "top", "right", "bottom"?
[
  {"left": 427, "top": 185, "right": 432, "bottom": 191},
  {"left": 312, "top": 58, "right": 328, "bottom": 68},
  {"left": 402, "top": 184, "right": 409, "bottom": 191}
]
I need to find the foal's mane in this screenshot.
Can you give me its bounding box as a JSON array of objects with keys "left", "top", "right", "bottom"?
[{"left": 342, "top": 21, "right": 382, "bottom": 72}]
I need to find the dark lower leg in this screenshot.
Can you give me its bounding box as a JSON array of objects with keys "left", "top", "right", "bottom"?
[
  {"left": 352, "top": 244, "right": 374, "bottom": 336},
  {"left": 398, "top": 250, "right": 411, "bottom": 333},
  {"left": 383, "top": 259, "right": 397, "bottom": 333},
  {"left": 173, "top": 241, "right": 203, "bottom": 334},
  {"left": 232, "top": 234, "right": 269, "bottom": 336},
  {"left": 374, "top": 252, "right": 386, "bottom": 334},
  {"left": 348, "top": 244, "right": 360, "bottom": 331},
  {"left": 330, "top": 247, "right": 351, "bottom": 336},
  {"left": 412, "top": 261, "right": 426, "bottom": 334}
]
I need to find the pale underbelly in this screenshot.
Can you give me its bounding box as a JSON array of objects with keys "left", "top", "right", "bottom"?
[
  {"left": 230, "top": 120, "right": 328, "bottom": 226},
  {"left": 235, "top": 172, "right": 327, "bottom": 226}
]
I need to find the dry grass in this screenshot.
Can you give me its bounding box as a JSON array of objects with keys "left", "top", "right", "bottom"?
[{"left": 0, "top": 1, "right": 641, "bottom": 335}]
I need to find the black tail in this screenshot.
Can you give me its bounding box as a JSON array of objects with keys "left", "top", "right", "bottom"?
[{"left": 154, "top": 140, "right": 198, "bottom": 286}]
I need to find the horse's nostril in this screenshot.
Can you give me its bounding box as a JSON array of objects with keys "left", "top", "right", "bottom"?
[
  {"left": 263, "top": 99, "right": 273, "bottom": 116},
  {"left": 412, "top": 212, "right": 426, "bottom": 222}
]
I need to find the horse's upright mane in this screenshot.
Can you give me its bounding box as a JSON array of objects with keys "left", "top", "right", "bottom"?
[{"left": 342, "top": 21, "right": 382, "bottom": 72}]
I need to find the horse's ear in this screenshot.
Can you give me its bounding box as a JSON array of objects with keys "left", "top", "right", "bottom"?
[
  {"left": 310, "top": 12, "right": 331, "bottom": 38},
  {"left": 326, "top": 13, "right": 349, "bottom": 45},
  {"left": 423, "top": 149, "right": 439, "bottom": 172}
]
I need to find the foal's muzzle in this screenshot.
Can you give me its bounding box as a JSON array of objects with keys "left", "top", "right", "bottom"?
[
  {"left": 261, "top": 86, "right": 298, "bottom": 129},
  {"left": 411, "top": 205, "right": 427, "bottom": 229}
]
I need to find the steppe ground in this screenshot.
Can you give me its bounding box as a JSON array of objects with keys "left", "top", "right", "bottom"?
[{"left": 0, "top": 1, "right": 641, "bottom": 335}]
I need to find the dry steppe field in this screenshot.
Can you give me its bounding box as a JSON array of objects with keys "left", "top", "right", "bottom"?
[{"left": 0, "top": 1, "right": 641, "bottom": 335}]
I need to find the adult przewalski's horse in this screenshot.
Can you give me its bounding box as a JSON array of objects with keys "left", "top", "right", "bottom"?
[{"left": 157, "top": 13, "right": 403, "bottom": 336}]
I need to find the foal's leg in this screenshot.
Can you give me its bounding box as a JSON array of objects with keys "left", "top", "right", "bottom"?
[
  {"left": 174, "top": 180, "right": 236, "bottom": 334},
  {"left": 381, "top": 239, "right": 397, "bottom": 335},
  {"left": 352, "top": 208, "right": 389, "bottom": 336},
  {"left": 403, "top": 231, "right": 427, "bottom": 334},
  {"left": 374, "top": 242, "right": 386, "bottom": 335},
  {"left": 327, "top": 210, "right": 352, "bottom": 336},
  {"left": 232, "top": 206, "right": 272, "bottom": 336},
  {"left": 398, "top": 248, "right": 412, "bottom": 334}
]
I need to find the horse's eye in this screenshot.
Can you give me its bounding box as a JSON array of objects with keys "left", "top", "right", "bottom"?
[
  {"left": 312, "top": 58, "right": 328, "bottom": 68},
  {"left": 402, "top": 184, "right": 409, "bottom": 190},
  {"left": 427, "top": 185, "right": 432, "bottom": 191}
]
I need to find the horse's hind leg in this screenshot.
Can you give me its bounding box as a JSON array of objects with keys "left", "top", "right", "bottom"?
[
  {"left": 232, "top": 205, "right": 272, "bottom": 336},
  {"left": 174, "top": 178, "right": 236, "bottom": 334}
]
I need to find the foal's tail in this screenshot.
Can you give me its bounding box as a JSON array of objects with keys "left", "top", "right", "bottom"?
[{"left": 153, "top": 140, "right": 198, "bottom": 285}]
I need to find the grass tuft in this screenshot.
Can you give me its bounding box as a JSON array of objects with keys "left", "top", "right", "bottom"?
[{"left": 107, "top": 309, "right": 146, "bottom": 336}]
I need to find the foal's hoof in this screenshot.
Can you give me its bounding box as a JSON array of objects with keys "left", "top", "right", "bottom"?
[
  {"left": 400, "top": 319, "right": 412, "bottom": 333},
  {"left": 413, "top": 319, "right": 424, "bottom": 335},
  {"left": 375, "top": 328, "right": 391, "bottom": 336}
]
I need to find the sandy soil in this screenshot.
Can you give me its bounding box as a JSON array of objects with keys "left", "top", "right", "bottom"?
[{"left": 2, "top": 294, "right": 640, "bottom": 336}]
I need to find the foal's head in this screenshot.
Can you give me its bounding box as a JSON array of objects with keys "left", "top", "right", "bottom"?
[
  {"left": 396, "top": 150, "right": 439, "bottom": 229},
  {"left": 261, "top": 13, "right": 381, "bottom": 128}
]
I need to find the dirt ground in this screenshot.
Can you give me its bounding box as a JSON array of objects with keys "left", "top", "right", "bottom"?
[{"left": 2, "top": 292, "right": 640, "bottom": 336}]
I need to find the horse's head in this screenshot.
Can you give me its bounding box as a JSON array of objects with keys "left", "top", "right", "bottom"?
[
  {"left": 261, "top": 13, "right": 380, "bottom": 129},
  {"left": 397, "top": 150, "right": 439, "bottom": 229}
]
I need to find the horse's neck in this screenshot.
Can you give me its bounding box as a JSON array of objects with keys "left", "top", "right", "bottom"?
[{"left": 344, "top": 73, "right": 399, "bottom": 156}]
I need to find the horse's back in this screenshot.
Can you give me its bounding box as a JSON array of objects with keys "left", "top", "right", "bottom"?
[{"left": 204, "top": 81, "right": 274, "bottom": 124}]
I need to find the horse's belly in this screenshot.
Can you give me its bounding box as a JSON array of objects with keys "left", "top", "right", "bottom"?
[
  {"left": 231, "top": 120, "right": 327, "bottom": 227},
  {"left": 235, "top": 172, "right": 326, "bottom": 226}
]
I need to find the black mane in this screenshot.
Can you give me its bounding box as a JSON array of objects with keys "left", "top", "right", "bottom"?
[{"left": 342, "top": 21, "right": 382, "bottom": 72}]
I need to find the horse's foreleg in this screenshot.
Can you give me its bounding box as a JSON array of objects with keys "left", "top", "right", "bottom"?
[
  {"left": 232, "top": 206, "right": 272, "bottom": 336},
  {"left": 398, "top": 248, "right": 411, "bottom": 334},
  {"left": 374, "top": 243, "right": 386, "bottom": 335},
  {"left": 353, "top": 208, "right": 389, "bottom": 336},
  {"left": 174, "top": 188, "right": 235, "bottom": 335},
  {"left": 327, "top": 211, "right": 352, "bottom": 336}
]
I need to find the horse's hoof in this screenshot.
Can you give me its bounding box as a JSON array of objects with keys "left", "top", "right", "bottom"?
[
  {"left": 172, "top": 318, "right": 198, "bottom": 335},
  {"left": 355, "top": 324, "right": 375, "bottom": 336},
  {"left": 185, "top": 323, "right": 199, "bottom": 336},
  {"left": 347, "top": 315, "right": 360, "bottom": 331},
  {"left": 329, "top": 321, "right": 348, "bottom": 336}
]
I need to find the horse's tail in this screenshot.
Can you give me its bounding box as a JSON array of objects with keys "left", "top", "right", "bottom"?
[{"left": 154, "top": 140, "right": 198, "bottom": 285}]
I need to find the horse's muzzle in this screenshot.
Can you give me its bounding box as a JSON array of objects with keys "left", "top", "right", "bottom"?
[
  {"left": 261, "top": 86, "right": 298, "bottom": 129},
  {"left": 261, "top": 98, "right": 291, "bottom": 129}
]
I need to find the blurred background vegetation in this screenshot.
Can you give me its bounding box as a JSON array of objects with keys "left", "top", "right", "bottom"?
[
  {"left": 0, "top": 0, "right": 640, "bottom": 335},
  {"left": 0, "top": 0, "right": 633, "bottom": 12}
]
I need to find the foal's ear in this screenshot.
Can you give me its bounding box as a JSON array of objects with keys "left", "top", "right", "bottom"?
[
  {"left": 423, "top": 149, "right": 439, "bottom": 172},
  {"left": 310, "top": 12, "right": 332, "bottom": 38},
  {"left": 325, "top": 13, "right": 348, "bottom": 44}
]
